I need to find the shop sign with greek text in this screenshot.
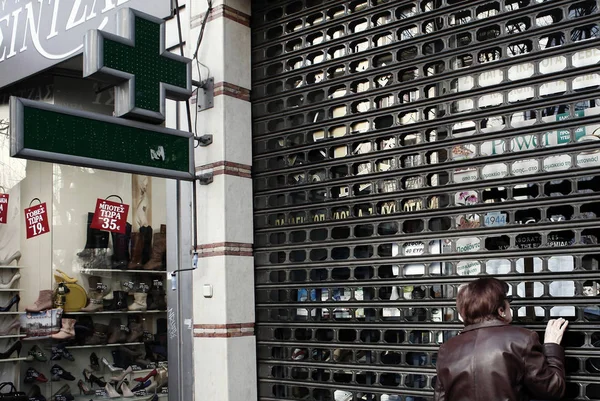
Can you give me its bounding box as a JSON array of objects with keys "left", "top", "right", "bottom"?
[
  {"left": 90, "top": 198, "right": 129, "bottom": 234},
  {"left": 0, "top": 194, "right": 8, "bottom": 224},
  {"left": 24, "top": 202, "right": 50, "bottom": 239},
  {"left": 0, "top": 0, "right": 171, "bottom": 89}
]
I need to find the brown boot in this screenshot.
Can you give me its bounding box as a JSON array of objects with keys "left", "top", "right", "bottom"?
[
  {"left": 143, "top": 226, "right": 166, "bottom": 271},
  {"left": 26, "top": 290, "right": 54, "bottom": 312},
  {"left": 51, "top": 318, "right": 76, "bottom": 340},
  {"left": 85, "top": 323, "right": 108, "bottom": 345},
  {"left": 107, "top": 319, "right": 126, "bottom": 344},
  {"left": 80, "top": 291, "right": 103, "bottom": 312},
  {"left": 87, "top": 276, "right": 110, "bottom": 297},
  {"left": 127, "top": 232, "right": 144, "bottom": 270},
  {"left": 126, "top": 322, "right": 144, "bottom": 343}
]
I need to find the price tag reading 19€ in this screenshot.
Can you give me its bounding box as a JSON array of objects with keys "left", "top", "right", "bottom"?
[
  {"left": 90, "top": 199, "right": 130, "bottom": 234},
  {"left": 24, "top": 202, "right": 50, "bottom": 239},
  {"left": 0, "top": 194, "right": 9, "bottom": 224}
]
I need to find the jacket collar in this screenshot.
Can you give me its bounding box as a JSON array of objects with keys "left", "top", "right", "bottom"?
[{"left": 461, "top": 319, "right": 509, "bottom": 333}]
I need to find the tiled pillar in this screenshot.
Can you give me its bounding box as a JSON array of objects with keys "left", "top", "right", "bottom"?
[{"left": 188, "top": 1, "right": 256, "bottom": 400}]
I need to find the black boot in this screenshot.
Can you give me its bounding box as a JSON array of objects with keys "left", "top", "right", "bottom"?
[
  {"left": 111, "top": 223, "right": 132, "bottom": 269},
  {"left": 109, "top": 291, "right": 128, "bottom": 311},
  {"left": 74, "top": 316, "right": 94, "bottom": 345},
  {"left": 84, "top": 324, "right": 108, "bottom": 346},
  {"left": 147, "top": 289, "right": 166, "bottom": 311},
  {"left": 140, "top": 226, "right": 153, "bottom": 264},
  {"left": 77, "top": 212, "right": 109, "bottom": 258}
]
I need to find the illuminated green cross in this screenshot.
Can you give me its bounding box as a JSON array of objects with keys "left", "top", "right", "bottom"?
[{"left": 84, "top": 8, "right": 191, "bottom": 124}]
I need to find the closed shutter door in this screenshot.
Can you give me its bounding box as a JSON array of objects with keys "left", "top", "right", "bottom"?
[{"left": 251, "top": 1, "right": 600, "bottom": 400}]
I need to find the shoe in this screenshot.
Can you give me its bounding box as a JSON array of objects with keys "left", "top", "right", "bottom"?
[
  {"left": 80, "top": 290, "right": 104, "bottom": 312},
  {"left": 105, "top": 382, "right": 120, "bottom": 398},
  {"left": 51, "top": 364, "right": 75, "bottom": 381},
  {"left": 109, "top": 291, "right": 128, "bottom": 311},
  {"left": 77, "top": 379, "right": 94, "bottom": 395},
  {"left": 74, "top": 316, "right": 94, "bottom": 345},
  {"left": 0, "top": 340, "right": 21, "bottom": 359},
  {"left": 128, "top": 293, "right": 147, "bottom": 311},
  {"left": 143, "top": 225, "right": 166, "bottom": 270},
  {"left": 147, "top": 289, "right": 167, "bottom": 311},
  {"left": 51, "top": 318, "right": 76, "bottom": 340},
  {"left": 112, "top": 223, "right": 132, "bottom": 269},
  {"left": 89, "top": 352, "right": 100, "bottom": 371},
  {"left": 0, "top": 294, "right": 20, "bottom": 312},
  {"left": 107, "top": 318, "right": 127, "bottom": 344},
  {"left": 25, "top": 290, "right": 53, "bottom": 312},
  {"left": 334, "top": 390, "right": 353, "bottom": 401},
  {"left": 0, "top": 251, "right": 21, "bottom": 266},
  {"left": 155, "top": 367, "right": 168, "bottom": 390},
  {"left": 140, "top": 226, "right": 153, "bottom": 265},
  {"left": 24, "top": 367, "right": 48, "bottom": 383},
  {"left": 84, "top": 323, "right": 108, "bottom": 345},
  {"left": 27, "top": 384, "right": 46, "bottom": 401},
  {"left": 51, "top": 344, "right": 74, "bottom": 361},
  {"left": 128, "top": 232, "right": 145, "bottom": 269},
  {"left": 102, "top": 356, "right": 122, "bottom": 372},
  {"left": 77, "top": 212, "right": 109, "bottom": 258},
  {"left": 131, "top": 379, "right": 153, "bottom": 392},
  {"left": 0, "top": 317, "right": 20, "bottom": 335},
  {"left": 82, "top": 248, "right": 111, "bottom": 269},
  {"left": 111, "top": 365, "right": 133, "bottom": 383},
  {"left": 51, "top": 384, "right": 73, "bottom": 401},
  {"left": 27, "top": 345, "right": 47, "bottom": 362},
  {"left": 291, "top": 348, "right": 306, "bottom": 360},
  {"left": 0, "top": 272, "right": 20, "bottom": 289},
  {"left": 134, "top": 368, "right": 157, "bottom": 383},
  {"left": 126, "top": 322, "right": 144, "bottom": 343},
  {"left": 121, "top": 382, "right": 135, "bottom": 397},
  {"left": 53, "top": 269, "right": 77, "bottom": 284},
  {"left": 83, "top": 368, "right": 106, "bottom": 387}
]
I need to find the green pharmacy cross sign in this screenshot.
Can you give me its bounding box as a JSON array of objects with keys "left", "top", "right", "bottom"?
[
  {"left": 84, "top": 8, "right": 192, "bottom": 123},
  {"left": 10, "top": 8, "right": 195, "bottom": 180}
]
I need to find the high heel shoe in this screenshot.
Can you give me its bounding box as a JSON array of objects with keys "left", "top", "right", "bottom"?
[
  {"left": 134, "top": 368, "right": 157, "bottom": 382},
  {"left": 77, "top": 379, "right": 94, "bottom": 395},
  {"left": 102, "top": 356, "right": 122, "bottom": 372},
  {"left": 53, "top": 269, "right": 78, "bottom": 284},
  {"left": 121, "top": 382, "right": 134, "bottom": 397},
  {"left": 0, "top": 251, "right": 21, "bottom": 266},
  {"left": 83, "top": 368, "right": 106, "bottom": 387},
  {"left": 0, "top": 340, "right": 21, "bottom": 359},
  {"left": 104, "top": 383, "right": 120, "bottom": 398},
  {"left": 0, "top": 272, "right": 20, "bottom": 289},
  {"left": 131, "top": 378, "right": 154, "bottom": 393},
  {"left": 0, "top": 317, "right": 20, "bottom": 335},
  {"left": 110, "top": 365, "right": 133, "bottom": 383},
  {"left": 90, "top": 352, "right": 100, "bottom": 371},
  {"left": 155, "top": 367, "right": 168, "bottom": 390},
  {"left": 0, "top": 295, "right": 19, "bottom": 312},
  {"left": 51, "top": 384, "right": 74, "bottom": 401}
]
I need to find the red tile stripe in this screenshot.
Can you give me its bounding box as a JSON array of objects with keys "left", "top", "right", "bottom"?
[
  {"left": 192, "top": 4, "right": 251, "bottom": 28},
  {"left": 195, "top": 242, "right": 253, "bottom": 258},
  {"left": 193, "top": 323, "right": 255, "bottom": 338},
  {"left": 196, "top": 161, "right": 252, "bottom": 179},
  {"left": 213, "top": 82, "right": 251, "bottom": 101}
]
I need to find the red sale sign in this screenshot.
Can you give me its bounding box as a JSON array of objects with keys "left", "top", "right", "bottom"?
[
  {"left": 90, "top": 199, "right": 129, "bottom": 234},
  {"left": 0, "top": 194, "right": 8, "bottom": 224},
  {"left": 24, "top": 203, "right": 50, "bottom": 239}
]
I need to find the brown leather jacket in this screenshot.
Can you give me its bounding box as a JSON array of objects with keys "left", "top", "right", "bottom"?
[{"left": 434, "top": 320, "right": 565, "bottom": 401}]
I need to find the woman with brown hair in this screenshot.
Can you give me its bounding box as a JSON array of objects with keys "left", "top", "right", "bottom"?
[{"left": 434, "top": 277, "right": 568, "bottom": 401}]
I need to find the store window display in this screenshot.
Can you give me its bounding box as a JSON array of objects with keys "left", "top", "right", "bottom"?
[{"left": 0, "top": 159, "right": 170, "bottom": 401}]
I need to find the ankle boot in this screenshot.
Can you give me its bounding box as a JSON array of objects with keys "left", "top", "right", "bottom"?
[
  {"left": 128, "top": 232, "right": 144, "bottom": 270},
  {"left": 140, "top": 226, "right": 154, "bottom": 264},
  {"left": 107, "top": 318, "right": 127, "bottom": 344},
  {"left": 147, "top": 289, "right": 166, "bottom": 311},
  {"left": 127, "top": 293, "right": 147, "bottom": 311},
  {"left": 85, "top": 323, "right": 108, "bottom": 345},
  {"left": 143, "top": 225, "right": 166, "bottom": 270},
  {"left": 51, "top": 318, "right": 76, "bottom": 340},
  {"left": 126, "top": 322, "right": 144, "bottom": 343},
  {"left": 111, "top": 223, "right": 132, "bottom": 270},
  {"left": 80, "top": 291, "right": 104, "bottom": 312},
  {"left": 109, "top": 291, "right": 128, "bottom": 311},
  {"left": 74, "top": 316, "right": 94, "bottom": 345},
  {"left": 87, "top": 275, "right": 110, "bottom": 297},
  {"left": 78, "top": 212, "right": 110, "bottom": 258},
  {"left": 25, "top": 290, "right": 53, "bottom": 312}
]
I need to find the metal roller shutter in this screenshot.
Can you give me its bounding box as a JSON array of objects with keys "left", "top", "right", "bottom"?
[{"left": 251, "top": 0, "right": 600, "bottom": 400}]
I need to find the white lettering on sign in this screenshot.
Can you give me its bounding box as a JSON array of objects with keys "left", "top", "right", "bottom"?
[{"left": 150, "top": 146, "right": 165, "bottom": 162}]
